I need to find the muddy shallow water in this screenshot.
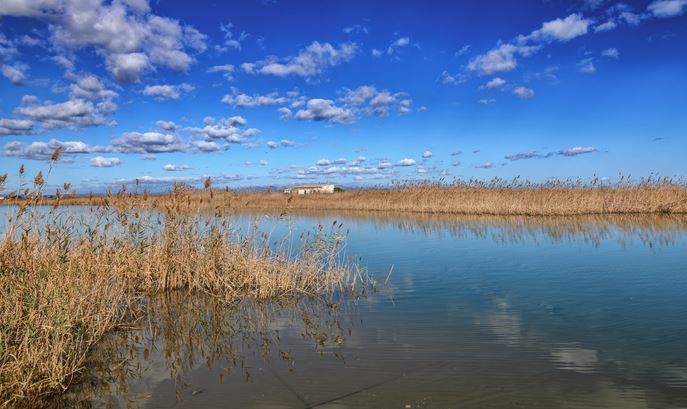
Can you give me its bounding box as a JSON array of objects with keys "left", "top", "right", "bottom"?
[{"left": 47, "top": 212, "right": 687, "bottom": 408}]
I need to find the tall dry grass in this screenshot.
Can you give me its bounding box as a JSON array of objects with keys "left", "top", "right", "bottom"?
[
  {"left": 0, "top": 152, "right": 368, "bottom": 408},
  {"left": 223, "top": 178, "right": 687, "bottom": 216},
  {"left": 35, "top": 176, "right": 687, "bottom": 216}
]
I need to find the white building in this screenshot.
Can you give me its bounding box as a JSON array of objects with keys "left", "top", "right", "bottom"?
[{"left": 284, "top": 184, "right": 336, "bottom": 195}]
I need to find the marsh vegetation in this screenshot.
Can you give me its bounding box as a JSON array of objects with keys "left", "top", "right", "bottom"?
[
  {"left": 30, "top": 176, "right": 687, "bottom": 216},
  {"left": 0, "top": 151, "right": 368, "bottom": 408}
]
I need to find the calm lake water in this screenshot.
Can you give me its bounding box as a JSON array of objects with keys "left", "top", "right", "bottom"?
[{"left": 37, "top": 211, "right": 687, "bottom": 408}]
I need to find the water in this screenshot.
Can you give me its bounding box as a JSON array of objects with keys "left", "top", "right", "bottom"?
[{"left": 43, "top": 211, "right": 687, "bottom": 408}]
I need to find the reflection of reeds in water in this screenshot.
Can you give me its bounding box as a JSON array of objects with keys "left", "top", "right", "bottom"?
[
  {"left": 49, "top": 292, "right": 354, "bottom": 408},
  {"left": 280, "top": 210, "right": 687, "bottom": 248},
  {"left": 0, "top": 154, "right": 368, "bottom": 408}
]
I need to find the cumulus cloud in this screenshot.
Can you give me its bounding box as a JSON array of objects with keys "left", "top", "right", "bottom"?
[
  {"left": 3, "top": 138, "right": 108, "bottom": 160},
  {"left": 243, "top": 41, "right": 358, "bottom": 78},
  {"left": 156, "top": 120, "right": 177, "bottom": 131},
  {"left": 266, "top": 139, "right": 295, "bottom": 149},
  {"left": 111, "top": 132, "right": 189, "bottom": 154},
  {"left": 475, "top": 162, "right": 494, "bottom": 169},
  {"left": 337, "top": 85, "right": 411, "bottom": 119},
  {"left": 648, "top": 0, "right": 687, "bottom": 17},
  {"left": 1, "top": 64, "right": 27, "bottom": 85},
  {"left": 0, "top": 118, "right": 33, "bottom": 136},
  {"left": 90, "top": 156, "right": 121, "bottom": 167},
  {"left": 467, "top": 44, "right": 538, "bottom": 75},
  {"left": 485, "top": 77, "right": 506, "bottom": 89},
  {"left": 467, "top": 14, "right": 592, "bottom": 77},
  {"left": 163, "top": 164, "right": 192, "bottom": 171},
  {"left": 528, "top": 14, "right": 591, "bottom": 42},
  {"left": 142, "top": 83, "right": 194, "bottom": 99},
  {"left": 399, "top": 99, "right": 412, "bottom": 114},
  {"left": 183, "top": 116, "right": 255, "bottom": 144},
  {"left": 422, "top": 151, "right": 433, "bottom": 158},
  {"left": 601, "top": 48, "right": 619, "bottom": 59},
  {"left": 278, "top": 107, "right": 292, "bottom": 120},
  {"left": 15, "top": 96, "right": 109, "bottom": 129},
  {"left": 512, "top": 86, "right": 535, "bottom": 98},
  {"left": 0, "top": 0, "right": 207, "bottom": 83},
  {"left": 396, "top": 158, "right": 416, "bottom": 166},
  {"left": 479, "top": 98, "right": 496, "bottom": 105},
  {"left": 295, "top": 99, "right": 355, "bottom": 124},
  {"left": 221, "top": 92, "right": 286, "bottom": 108}
]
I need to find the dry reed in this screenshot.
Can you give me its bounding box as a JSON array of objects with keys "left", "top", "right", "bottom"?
[
  {"left": 0, "top": 153, "right": 368, "bottom": 408},
  {"left": 30, "top": 176, "right": 687, "bottom": 216}
]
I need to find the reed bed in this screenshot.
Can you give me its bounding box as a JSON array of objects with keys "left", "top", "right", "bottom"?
[
  {"left": 0, "top": 152, "right": 367, "bottom": 408},
  {"left": 30, "top": 176, "right": 687, "bottom": 216},
  {"left": 225, "top": 178, "right": 687, "bottom": 216}
]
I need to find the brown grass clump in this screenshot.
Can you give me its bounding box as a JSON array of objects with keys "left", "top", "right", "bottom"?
[{"left": 0, "top": 155, "right": 368, "bottom": 408}]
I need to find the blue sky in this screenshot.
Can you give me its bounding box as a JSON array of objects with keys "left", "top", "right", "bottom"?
[{"left": 0, "top": 0, "right": 685, "bottom": 192}]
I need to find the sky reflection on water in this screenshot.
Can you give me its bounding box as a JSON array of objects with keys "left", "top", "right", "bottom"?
[{"left": 28, "top": 210, "right": 687, "bottom": 408}]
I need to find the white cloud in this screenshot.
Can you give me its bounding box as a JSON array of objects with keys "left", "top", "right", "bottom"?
[
  {"left": 142, "top": 83, "right": 194, "bottom": 100},
  {"left": 485, "top": 77, "right": 506, "bottom": 89},
  {"left": 594, "top": 20, "right": 618, "bottom": 32},
  {"left": 559, "top": 146, "right": 596, "bottom": 156},
  {"left": 163, "top": 164, "right": 192, "bottom": 171},
  {"left": 396, "top": 158, "right": 416, "bottom": 166},
  {"left": 387, "top": 36, "right": 410, "bottom": 55},
  {"left": 15, "top": 96, "right": 110, "bottom": 129},
  {"left": 266, "top": 139, "right": 295, "bottom": 149},
  {"left": 156, "top": 120, "right": 177, "bottom": 131},
  {"left": 371, "top": 48, "right": 383, "bottom": 57},
  {"left": 440, "top": 70, "right": 466, "bottom": 85},
  {"left": 3, "top": 138, "right": 108, "bottom": 160},
  {"left": 648, "top": 0, "right": 687, "bottom": 17},
  {"left": 112, "top": 132, "right": 185, "bottom": 153},
  {"left": 422, "top": 151, "right": 433, "bottom": 158},
  {"left": 218, "top": 22, "right": 249, "bottom": 51},
  {"left": 601, "top": 48, "right": 619, "bottom": 59},
  {"left": 0, "top": 118, "right": 33, "bottom": 136},
  {"left": 295, "top": 99, "right": 355, "bottom": 124},
  {"left": 278, "top": 107, "right": 292, "bottom": 120},
  {"left": 467, "top": 44, "right": 537, "bottom": 75},
  {"left": 0, "top": 0, "right": 207, "bottom": 83},
  {"left": 343, "top": 24, "right": 368, "bottom": 35},
  {"left": 475, "top": 162, "right": 494, "bottom": 169},
  {"left": 207, "top": 64, "right": 235, "bottom": 81},
  {"left": 222, "top": 92, "right": 286, "bottom": 108},
  {"left": 399, "top": 99, "right": 412, "bottom": 114},
  {"left": 529, "top": 14, "right": 591, "bottom": 42},
  {"left": 338, "top": 85, "right": 410, "bottom": 118},
  {"left": 90, "top": 156, "right": 121, "bottom": 167},
  {"left": 479, "top": 98, "right": 496, "bottom": 105},
  {"left": 512, "top": 86, "right": 535, "bottom": 98},
  {"left": 244, "top": 41, "right": 358, "bottom": 78},
  {"left": 1, "top": 64, "right": 27, "bottom": 85}
]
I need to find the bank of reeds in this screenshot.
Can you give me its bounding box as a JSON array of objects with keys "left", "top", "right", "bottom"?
[
  {"left": 24, "top": 176, "right": 687, "bottom": 216},
  {"left": 0, "top": 152, "right": 367, "bottom": 408}
]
